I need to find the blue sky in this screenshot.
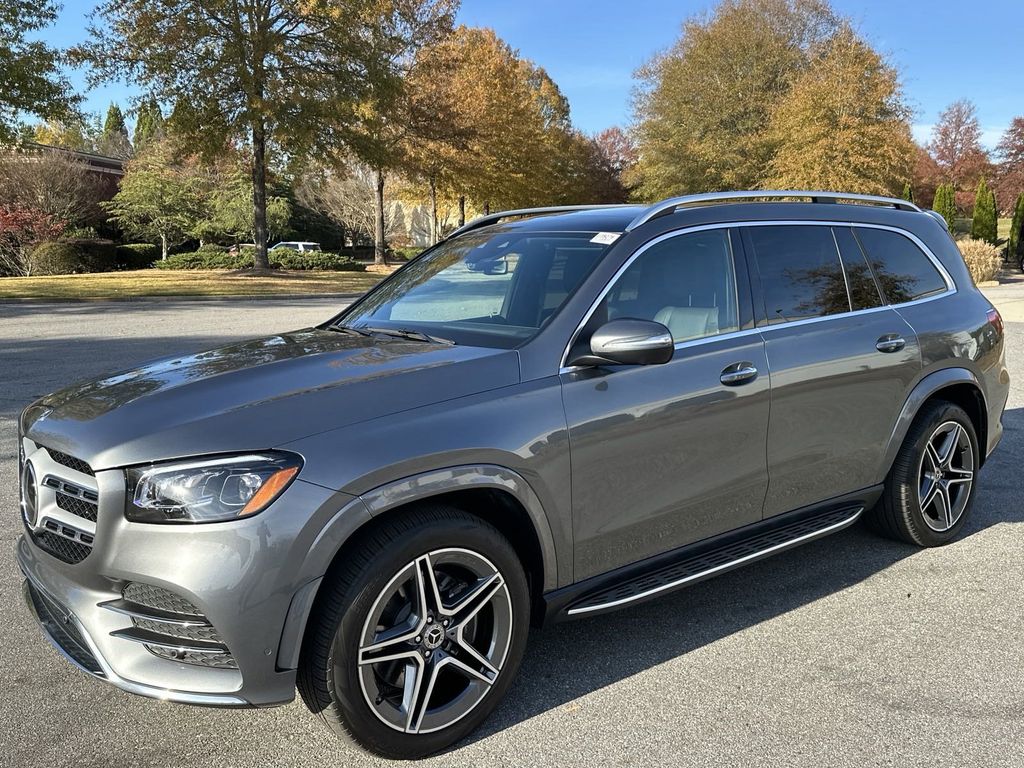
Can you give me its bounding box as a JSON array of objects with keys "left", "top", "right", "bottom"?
[{"left": 43, "top": 0, "right": 1024, "bottom": 149}]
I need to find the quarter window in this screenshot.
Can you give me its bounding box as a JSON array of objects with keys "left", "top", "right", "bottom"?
[
  {"left": 746, "top": 225, "right": 850, "bottom": 323},
  {"left": 833, "top": 227, "right": 883, "bottom": 311},
  {"left": 853, "top": 227, "right": 947, "bottom": 303},
  {"left": 600, "top": 230, "right": 740, "bottom": 343}
]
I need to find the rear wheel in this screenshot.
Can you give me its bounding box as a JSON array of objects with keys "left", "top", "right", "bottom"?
[
  {"left": 297, "top": 505, "right": 530, "bottom": 759},
  {"left": 868, "top": 401, "right": 978, "bottom": 546}
]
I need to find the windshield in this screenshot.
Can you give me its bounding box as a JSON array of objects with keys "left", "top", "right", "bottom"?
[{"left": 334, "top": 230, "right": 612, "bottom": 348}]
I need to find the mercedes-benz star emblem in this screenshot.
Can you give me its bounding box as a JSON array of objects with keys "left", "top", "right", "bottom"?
[
  {"left": 21, "top": 461, "right": 38, "bottom": 527},
  {"left": 423, "top": 623, "right": 445, "bottom": 650}
]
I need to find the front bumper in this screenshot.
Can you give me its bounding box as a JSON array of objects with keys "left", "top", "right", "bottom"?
[{"left": 15, "top": 436, "right": 363, "bottom": 707}]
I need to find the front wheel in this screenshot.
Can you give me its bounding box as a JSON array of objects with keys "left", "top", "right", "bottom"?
[
  {"left": 297, "top": 505, "right": 530, "bottom": 759},
  {"left": 867, "top": 400, "right": 979, "bottom": 546}
]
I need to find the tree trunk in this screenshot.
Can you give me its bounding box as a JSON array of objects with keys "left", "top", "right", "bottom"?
[
  {"left": 160, "top": 233, "right": 168, "bottom": 260},
  {"left": 429, "top": 176, "right": 438, "bottom": 245},
  {"left": 483, "top": 201, "right": 490, "bottom": 215},
  {"left": 374, "top": 168, "right": 387, "bottom": 266},
  {"left": 458, "top": 196, "right": 466, "bottom": 227},
  {"left": 251, "top": 120, "right": 269, "bottom": 270}
]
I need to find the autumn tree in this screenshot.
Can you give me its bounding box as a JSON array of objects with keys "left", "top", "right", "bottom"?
[
  {"left": 911, "top": 143, "right": 941, "bottom": 208},
  {"left": 0, "top": 0, "right": 78, "bottom": 143},
  {"left": 595, "top": 126, "right": 638, "bottom": 195},
  {"left": 76, "top": 0, "right": 457, "bottom": 270},
  {"left": 927, "top": 100, "right": 991, "bottom": 208},
  {"left": 970, "top": 178, "right": 998, "bottom": 244},
  {"left": 767, "top": 28, "right": 913, "bottom": 194},
  {"left": 0, "top": 147, "right": 106, "bottom": 228},
  {"left": 32, "top": 115, "right": 100, "bottom": 152},
  {"left": 298, "top": 160, "right": 400, "bottom": 246},
  {"left": 105, "top": 140, "right": 203, "bottom": 259},
  {"left": 99, "top": 103, "right": 132, "bottom": 158},
  {"left": 994, "top": 117, "right": 1024, "bottom": 213},
  {"left": 932, "top": 183, "right": 957, "bottom": 230},
  {"left": 632, "top": 0, "right": 842, "bottom": 199}
]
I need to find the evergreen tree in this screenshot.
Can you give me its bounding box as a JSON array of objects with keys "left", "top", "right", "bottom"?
[
  {"left": 132, "top": 97, "right": 164, "bottom": 151},
  {"left": 932, "top": 183, "right": 957, "bottom": 230},
  {"left": 100, "top": 103, "right": 132, "bottom": 158},
  {"left": 1008, "top": 192, "right": 1024, "bottom": 260},
  {"left": 901, "top": 182, "right": 914, "bottom": 203},
  {"left": 971, "top": 178, "right": 998, "bottom": 244}
]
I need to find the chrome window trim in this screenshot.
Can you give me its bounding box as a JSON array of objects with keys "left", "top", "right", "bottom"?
[{"left": 558, "top": 220, "right": 956, "bottom": 372}]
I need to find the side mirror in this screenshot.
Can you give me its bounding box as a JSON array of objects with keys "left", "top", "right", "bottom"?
[{"left": 568, "top": 318, "right": 675, "bottom": 367}]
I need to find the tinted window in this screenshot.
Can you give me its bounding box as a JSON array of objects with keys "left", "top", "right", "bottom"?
[
  {"left": 601, "top": 230, "right": 739, "bottom": 343},
  {"left": 854, "top": 227, "right": 947, "bottom": 303},
  {"left": 747, "top": 226, "right": 850, "bottom": 323},
  {"left": 833, "top": 227, "right": 883, "bottom": 311}
]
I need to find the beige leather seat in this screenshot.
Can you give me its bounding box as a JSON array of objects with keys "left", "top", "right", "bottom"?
[{"left": 654, "top": 306, "right": 720, "bottom": 342}]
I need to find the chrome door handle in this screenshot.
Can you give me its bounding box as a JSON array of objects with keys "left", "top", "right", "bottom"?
[
  {"left": 720, "top": 362, "right": 758, "bottom": 386},
  {"left": 876, "top": 334, "right": 906, "bottom": 353}
]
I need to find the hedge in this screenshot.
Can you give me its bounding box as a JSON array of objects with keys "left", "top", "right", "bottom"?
[
  {"left": 29, "top": 239, "right": 117, "bottom": 275},
  {"left": 154, "top": 250, "right": 366, "bottom": 271},
  {"left": 197, "top": 243, "right": 229, "bottom": 253},
  {"left": 115, "top": 243, "right": 160, "bottom": 270}
]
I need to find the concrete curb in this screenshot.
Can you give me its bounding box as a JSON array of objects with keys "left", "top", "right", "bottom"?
[{"left": 0, "top": 292, "right": 364, "bottom": 305}]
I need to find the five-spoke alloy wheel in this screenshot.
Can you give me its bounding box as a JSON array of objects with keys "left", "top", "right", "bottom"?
[
  {"left": 298, "top": 505, "right": 529, "bottom": 760},
  {"left": 868, "top": 400, "right": 979, "bottom": 546}
]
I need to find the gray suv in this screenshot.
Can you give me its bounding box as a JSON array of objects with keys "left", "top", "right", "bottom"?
[{"left": 16, "top": 191, "right": 1009, "bottom": 758}]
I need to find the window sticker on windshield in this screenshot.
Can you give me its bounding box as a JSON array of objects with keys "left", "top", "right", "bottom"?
[{"left": 590, "top": 232, "right": 621, "bottom": 245}]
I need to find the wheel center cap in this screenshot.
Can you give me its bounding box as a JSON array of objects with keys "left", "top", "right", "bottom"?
[{"left": 423, "top": 623, "right": 445, "bottom": 650}]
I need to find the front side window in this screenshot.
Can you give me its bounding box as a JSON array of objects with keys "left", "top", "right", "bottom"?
[
  {"left": 746, "top": 225, "right": 850, "bottom": 323},
  {"left": 600, "top": 229, "right": 740, "bottom": 343},
  {"left": 854, "top": 227, "right": 947, "bottom": 303},
  {"left": 336, "top": 231, "right": 610, "bottom": 348}
]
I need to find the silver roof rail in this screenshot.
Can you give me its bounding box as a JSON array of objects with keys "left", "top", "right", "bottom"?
[
  {"left": 626, "top": 190, "right": 922, "bottom": 231},
  {"left": 447, "top": 204, "right": 635, "bottom": 239}
]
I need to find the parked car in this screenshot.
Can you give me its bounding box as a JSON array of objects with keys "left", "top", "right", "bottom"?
[
  {"left": 228, "top": 243, "right": 256, "bottom": 255},
  {"left": 269, "top": 241, "right": 322, "bottom": 252},
  {"left": 17, "top": 191, "right": 1009, "bottom": 758}
]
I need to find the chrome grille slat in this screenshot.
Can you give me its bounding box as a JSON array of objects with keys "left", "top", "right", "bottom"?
[{"left": 45, "top": 448, "right": 95, "bottom": 476}]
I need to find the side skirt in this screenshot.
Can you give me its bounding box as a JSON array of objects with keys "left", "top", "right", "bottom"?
[{"left": 543, "top": 487, "right": 880, "bottom": 622}]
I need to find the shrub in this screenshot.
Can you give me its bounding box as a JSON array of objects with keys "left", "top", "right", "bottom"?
[
  {"left": 957, "top": 237, "right": 1002, "bottom": 283},
  {"left": 115, "top": 243, "right": 159, "bottom": 270},
  {"left": 391, "top": 246, "right": 422, "bottom": 262},
  {"left": 153, "top": 251, "right": 251, "bottom": 270},
  {"left": 932, "top": 183, "right": 957, "bottom": 230},
  {"left": 970, "top": 178, "right": 998, "bottom": 244},
  {"left": 1008, "top": 193, "right": 1024, "bottom": 260},
  {"left": 197, "top": 243, "right": 229, "bottom": 253},
  {"left": 269, "top": 251, "right": 366, "bottom": 271},
  {"left": 29, "top": 239, "right": 117, "bottom": 275}
]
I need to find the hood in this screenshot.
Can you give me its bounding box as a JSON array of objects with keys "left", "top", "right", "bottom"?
[{"left": 21, "top": 328, "right": 520, "bottom": 470}]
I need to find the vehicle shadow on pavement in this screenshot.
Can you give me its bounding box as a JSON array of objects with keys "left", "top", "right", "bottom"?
[{"left": 465, "top": 405, "right": 1023, "bottom": 748}]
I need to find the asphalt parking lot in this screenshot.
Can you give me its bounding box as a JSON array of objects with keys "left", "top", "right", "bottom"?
[{"left": 1, "top": 293, "right": 1022, "bottom": 768}]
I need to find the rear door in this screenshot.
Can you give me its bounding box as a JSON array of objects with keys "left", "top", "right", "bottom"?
[
  {"left": 562, "top": 228, "right": 771, "bottom": 580},
  {"left": 742, "top": 224, "right": 922, "bottom": 518}
]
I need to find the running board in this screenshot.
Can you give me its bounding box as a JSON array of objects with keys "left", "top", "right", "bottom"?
[{"left": 560, "top": 505, "right": 864, "bottom": 618}]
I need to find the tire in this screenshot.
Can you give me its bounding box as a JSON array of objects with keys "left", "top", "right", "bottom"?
[
  {"left": 297, "top": 504, "right": 530, "bottom": 759},
  {"left": 867, "top": 400, "right": 979, "bottom": 547}
]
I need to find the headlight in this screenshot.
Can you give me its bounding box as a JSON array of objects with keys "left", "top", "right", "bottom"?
[{"left": 125, "top": 453, "right": 302, "bottom": 524}]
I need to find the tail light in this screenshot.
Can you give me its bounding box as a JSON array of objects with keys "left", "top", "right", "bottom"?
[{"left": 986, "top": 307, "right": 1004, "bottom": 337}]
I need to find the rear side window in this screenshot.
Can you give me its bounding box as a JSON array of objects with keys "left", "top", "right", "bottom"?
[
  {"left": 745, "top": 225, "right": 850, "bottom": 323},
  {"left": 854, "top": 227, "right": 947, "bottom": 303},
  {"left": 833, "top": 227, "right": 883, "bottom": 311}
]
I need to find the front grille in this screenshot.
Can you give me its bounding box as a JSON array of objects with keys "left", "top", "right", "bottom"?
[
  {"left": 123, "top": 582, "right": 205, "bottom": 617},
  {"left": 132, "top": 617, "right": 225, "bottom": 644},
  {"left": 46, "top": 448, "right": 95, "bottom": 477},
  {"left": 32, "top": 529, "right": 92, "bottom": 564},
  {"left": 25, "top": 580, "right": 103, "bottom": 675},
  {"left": 146, "top": 645, "right": 239, "bottom": 669},
  {"left": 55, "top": 490, "right": 99, "bottom": 522}
]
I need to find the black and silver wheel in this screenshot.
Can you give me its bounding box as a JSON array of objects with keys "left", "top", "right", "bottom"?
[
  {"left": 867, "top": 400, "right": 979, "bottom": 546},
  {"left": 298, "top": 505, "right": 529, "bottom": 759}
]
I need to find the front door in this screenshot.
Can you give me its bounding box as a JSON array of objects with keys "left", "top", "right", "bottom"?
[{"left": 561, "top": 228, "right": 771, "bottom": 580}]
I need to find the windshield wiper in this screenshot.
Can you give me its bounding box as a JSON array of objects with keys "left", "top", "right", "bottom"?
[
  {"left": 361, "top": 326, "right": 456, "bottom": 346},
  {"left": 329, "top": 324, "right": 374, "bottom": 337}
]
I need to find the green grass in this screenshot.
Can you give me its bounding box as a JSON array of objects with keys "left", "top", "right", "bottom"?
[
  {"left": 0, "top": 269, "right": 386, "bottom": 300},
  {"left": 954, "top": 217, "right": 1012, "bottom": 240}
]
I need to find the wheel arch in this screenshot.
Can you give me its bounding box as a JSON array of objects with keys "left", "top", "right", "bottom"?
[
  {"left": 880, "top": 367, "right": 989, "bottom": 482},
  {"left": 278, "top": 465, "right": 560, "bottom": 670}
]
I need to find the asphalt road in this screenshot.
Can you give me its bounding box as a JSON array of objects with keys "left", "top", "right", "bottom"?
[{"left": 1, "top": 296, "right": 1021, "bottom": 768}]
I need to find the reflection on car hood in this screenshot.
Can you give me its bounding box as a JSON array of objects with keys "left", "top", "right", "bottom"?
[{"left": 21, "top": 328, "right": 520, "bottom": 470}]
